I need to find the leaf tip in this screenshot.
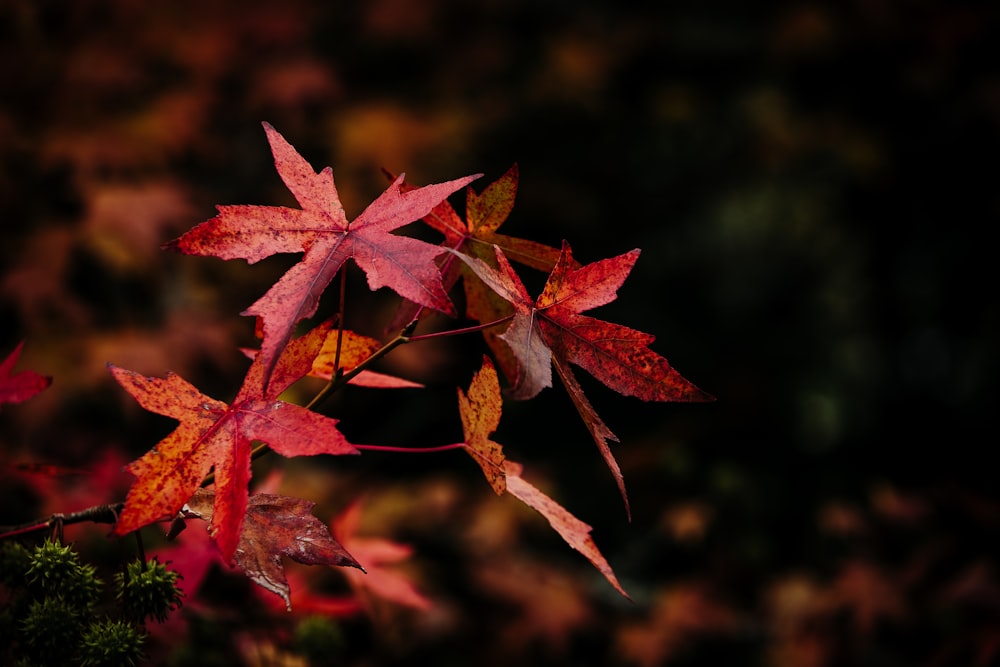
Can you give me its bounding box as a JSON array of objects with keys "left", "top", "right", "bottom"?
[{"left": 682, "top": 382, "right": 716, "bottom": 403}]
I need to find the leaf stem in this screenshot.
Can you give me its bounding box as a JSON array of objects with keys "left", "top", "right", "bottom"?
[
  {"left": 305, "top": 318, "right": 420, "bottom": 410},
  {"left": 354, "top": 443, "right": 466, "bottom": 454},
  {"left": 332, "top": 267, "right": 347, "bottom": 374},
  {"left": 406, "top": 314, "right": 514, "bottom": 342},
  {"left": 200, "top": 319, "right": 423, "bottom": 490},
  {"left": 200, "top": 310, "right": 490, "bottom": 491}
]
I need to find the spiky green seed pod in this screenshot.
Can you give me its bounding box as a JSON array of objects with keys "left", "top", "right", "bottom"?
[
  {"left": 115, "top": 558, "right": 184, "bottom": 623},
  {"left": 79, "top": 618, "right": 146, "bottom": 667},
  {"left": 25, "top": 539, "right": 102, "bottom": 609},
  {"left": 20, "top": 595, "right": 82, "bottom": 662}
]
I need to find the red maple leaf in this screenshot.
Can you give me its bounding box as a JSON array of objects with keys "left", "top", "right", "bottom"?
[
  {"left": 0, "top": 341, "right": 51, "bottom": 406},
  {"left": 422, "top": 164, "right": 564, "bottom": 273},
  {"left": 459, "top": 357, "right": 629, "bottom": 598},
  {"left": 453, "top": 242, "right": 713, "bottom": 516},
  {"left": 386, "top": 166, "right": 565, "bottom": 382},
  {"left": 426, "top": 165, "right": 565, "bottom": 378},
  {"left": 165, "top": 122, "right": 479, "bottom": 388},
  {"left": 110, "top": 320, "right": 358, "bottom": 562}
]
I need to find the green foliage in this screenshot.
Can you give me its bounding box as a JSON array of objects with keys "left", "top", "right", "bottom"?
[
  {"left": 21, "top": 595, "right": 84, "bottom": 663},
  {"left": 25, "top": 539, "right": 102, "bottom": 609},
  {"left": 80, "top": 619, "right": 146, "bottom": 667},
  {"left": 0, "top": 539, "right": 180, "bottom": 666},
  {"left": 115, "top": 558, "right": 184, "bottom": 624}
]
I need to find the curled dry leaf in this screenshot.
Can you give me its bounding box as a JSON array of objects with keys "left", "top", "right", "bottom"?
[{"left": 184, "top": 489, "right": 362, "bottom": 611}]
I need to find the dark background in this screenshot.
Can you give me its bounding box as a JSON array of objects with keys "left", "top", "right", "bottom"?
[{"left": 2, "top": 1, "right": 998, "bottom": 665}]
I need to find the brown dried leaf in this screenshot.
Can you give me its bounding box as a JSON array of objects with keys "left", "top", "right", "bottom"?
[{"left": 186, "top": 489, "right": 362, "bottom": 610}]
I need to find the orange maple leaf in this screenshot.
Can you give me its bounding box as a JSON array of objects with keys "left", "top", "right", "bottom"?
[
  {"left": 110, "top": 321, "right": 358, "bottom": 562},
  {"left": 309, "top": 328, "right": 422, "bottom": 389},
  {"left": 458, "top": 356, "right": 506, "bottom": 495},
  {"left": 459, "top": 357, "right": 629, "bottom": 598}
]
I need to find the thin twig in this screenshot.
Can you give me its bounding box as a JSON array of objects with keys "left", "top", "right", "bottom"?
[{"left": 0, "top": 502, "right": 125, "bottom": 541}]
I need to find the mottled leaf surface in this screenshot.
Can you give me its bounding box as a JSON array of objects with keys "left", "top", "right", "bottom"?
[
  {"left": 458, "top": 358, "right": 627, "bottom": 597},
  {"left": 166, "top": 122, "right": 478, "bottom": 387},
  {"left": 185, "top": 489, "right": 362, "bottom": 610},
  {"left": 459, "top": 356, "right": 506, "bottom": 495},
  {"left": 453, "top": 242, "right": 713, "bottom": 514},
  {"left": 387, "top": 165, "right": 563, "bottom": 376},
  {"left": 111, "top": 321, "right": 358, "bottom": 562}
]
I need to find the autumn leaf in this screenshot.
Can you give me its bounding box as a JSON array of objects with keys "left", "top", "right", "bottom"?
[
  {"left": 505, "top": 461, "right": 630, "bottom": 599},
  {"left": 110, "top": 320, "right": 358, "bottom": 562},
  {"left": 165, "top": 121, "right": 479, "bottom": 388},
  {"left": 183, "top": 488, "right": 362, "bottom": 611},
  {"left": 331, "top": 499, "right": 432, "bottom": 612},
  {"left": 310, "top": 328, "right": 422, "bottom": 389},
  {"left": 458, "top": 357, "right": 628, "bottom": 598},
  {"left": 456, "top": 241, "right": 711, "bottom": 402},
  {"left": 452, "top": 241, "right": 713, "bottom": 515},
  {"left": 386, "top": 165, "right": 564, "bottom": 379},
  {"left": 454, "top": 165, "right": 568, "bottom": 387},
  {"left": 0, "top": 341, "right": 51, "bottom": 406},
  {"left": 425, "top": 164, "right": 564, "bottom": 273},
  {"left": 458, "top": 356, "right": 506, "bottom": 495},
  {"left": 243, "top": 326, "right": 422, "bottom": 389}
]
